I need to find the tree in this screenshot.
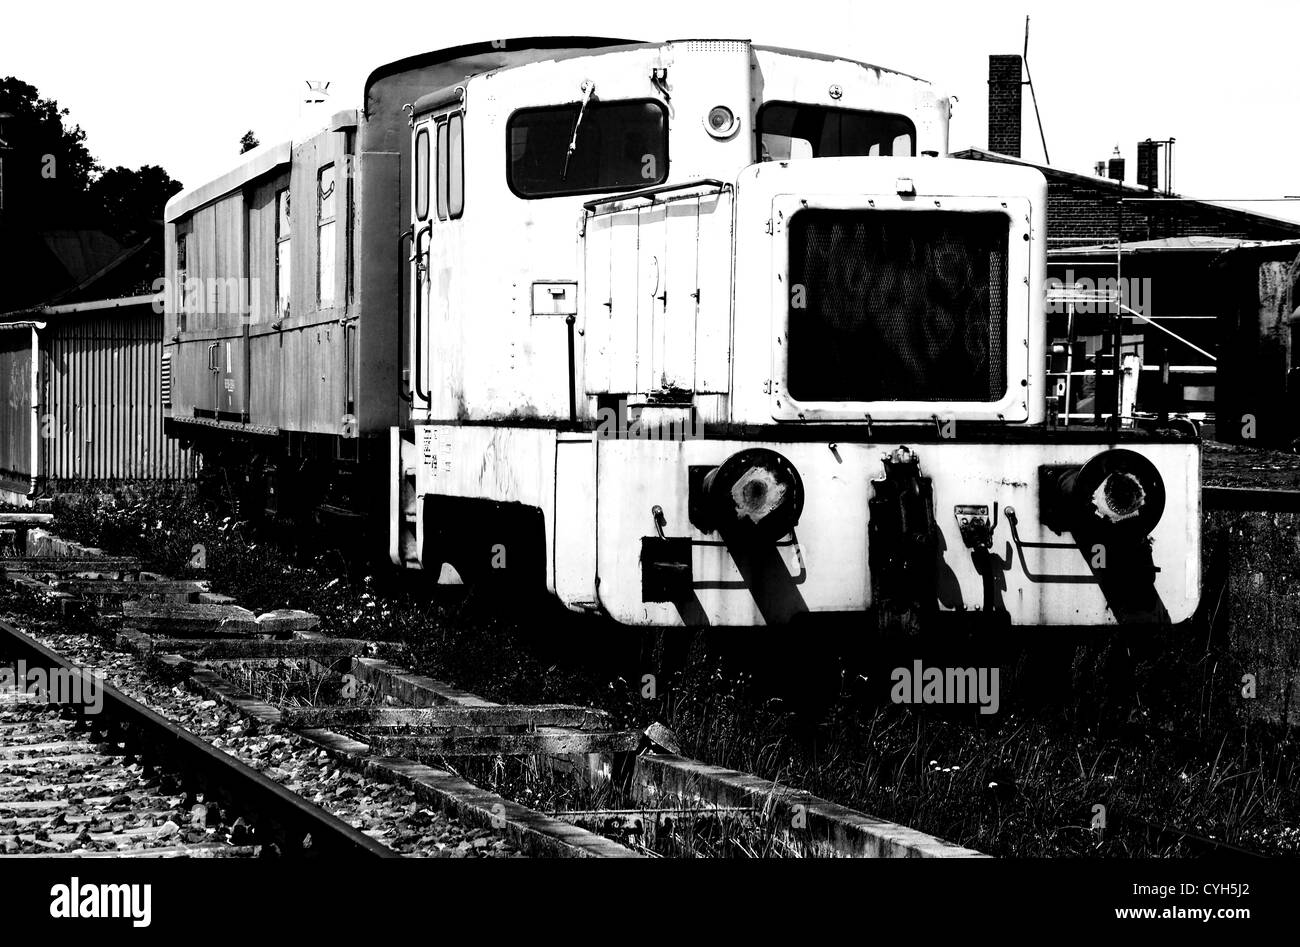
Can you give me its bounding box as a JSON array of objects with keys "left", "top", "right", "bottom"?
[
  {"left": 0, "top": 76, "right": 101, "bottom": 226},
  {"left": 88, "top": 164, "right": 183, "bottom": 236},
  {"left": 240, "top": 130, "right": 260, "bottom": 154},
  {"left": 1, "top": 77, "right": 183, "bottom": 234},
  {"left": 0, "top": 77, "right": 185, "bottom": 310}
]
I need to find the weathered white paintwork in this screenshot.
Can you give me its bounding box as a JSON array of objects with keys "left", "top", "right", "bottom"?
[
  {"left": 394, "top": 39, "right": 1200, "bottom": 628},
  {"left": 405, "top": 41, "right": 949, "bottom": 424}
]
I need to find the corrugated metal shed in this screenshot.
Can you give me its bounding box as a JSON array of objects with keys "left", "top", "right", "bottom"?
[
  {"left": 0, "top": 296, "right": 195, "bottom": 501},
  {"left": 0, "top": 322, "right": 39, "bottom": 491}
]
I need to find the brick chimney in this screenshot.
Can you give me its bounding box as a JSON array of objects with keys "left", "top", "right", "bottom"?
[{"left": 988, "top": 55, "right": 1023, "bottom": 158}]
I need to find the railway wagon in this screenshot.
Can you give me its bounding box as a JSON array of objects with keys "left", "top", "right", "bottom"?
[
  {"left": 161, "top": 39, "right": 630, "bottom": 523},
  {"left": 164, "top": 37, "right": 1201, "bottom": 629}
]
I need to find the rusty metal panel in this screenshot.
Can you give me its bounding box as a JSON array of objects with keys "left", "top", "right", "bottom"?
[{"left": 40, "top": 309, "right": 197, "bottom": 483}]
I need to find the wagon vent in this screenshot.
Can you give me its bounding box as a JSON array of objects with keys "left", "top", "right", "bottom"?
[{"left": 160, "top": 352, "right": 172, "bottom": 409}]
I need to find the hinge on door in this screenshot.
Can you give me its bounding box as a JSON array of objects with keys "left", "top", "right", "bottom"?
[
  {"left": 763, "top": 379, "right": 773, "bottom": 394},
  {"left": 765, "top": 219, "right": 773, "bottom": 234}
]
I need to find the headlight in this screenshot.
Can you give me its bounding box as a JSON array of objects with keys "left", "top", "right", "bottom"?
[
  {"left": 704, "top": 105, "right": 739, "bottom": 139},
  {"left": 699, "top": 448, "right": 804, "bottom": 542},
  {"left": 1041, "top": 448, "right": 1166, "bottom": 541}
]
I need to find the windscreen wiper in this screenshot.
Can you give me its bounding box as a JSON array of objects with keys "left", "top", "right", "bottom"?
[{"left": 561, "top": 80, "right": 596, "bottom": 182}]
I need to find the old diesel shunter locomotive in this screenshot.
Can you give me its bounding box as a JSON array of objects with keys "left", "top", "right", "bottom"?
[{"left": 162, "top": 38, "right": 1201, "bottom": 629}]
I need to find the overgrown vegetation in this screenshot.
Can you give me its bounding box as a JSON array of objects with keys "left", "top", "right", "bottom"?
[{"left": 33, "top": 488, "right": 1300, "bottom": 857}]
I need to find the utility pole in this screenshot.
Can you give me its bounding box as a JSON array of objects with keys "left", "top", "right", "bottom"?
[{"left": 1023, "top": 17, "right": 1051, "bottom": 164}]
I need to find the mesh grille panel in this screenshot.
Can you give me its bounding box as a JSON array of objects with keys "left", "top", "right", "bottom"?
[{"left": 787, "top": 210, "right": 1009, "bottom": 403}]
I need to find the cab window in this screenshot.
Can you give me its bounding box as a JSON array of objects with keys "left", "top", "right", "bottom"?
[
  {"left": 436, "top": 121, "right": 449, "bottom": 219},
  {"left": 507, "top": 99, "right": 668, "bottom": 199},
  {"left": 758, "top": 102, "right": 916, "bottom": 160},
  {"left": 448, "top": 113, "right": 464, "bottom": 218},
  {"left": 414, "top": 127, "right": 430, "bottom": 220}
]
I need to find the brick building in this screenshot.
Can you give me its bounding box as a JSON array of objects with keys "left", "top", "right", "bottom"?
[
  {"left": 957, "top": 55, "right": 1300, "bottom": 250},
  {"left": 954, "top": 147, "right": 1300, "bottom": 250},
  {"left": 955, "top": 55, "right": 1300, "bottom": 438}
]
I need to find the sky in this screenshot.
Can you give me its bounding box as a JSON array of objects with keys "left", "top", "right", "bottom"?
[{"left": 4, "top": 0, "right": 1299, "bottom": 222}]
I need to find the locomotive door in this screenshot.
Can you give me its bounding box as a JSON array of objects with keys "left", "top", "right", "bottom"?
[
  {"left": 660, "top": 200, "right": 700, "bottom": 390},
  {"left": 636, "top": 203, "right": 667, "bottom": 394},
  {"left": 410, "top": 121, "right": 433, "bottom": 410},
  {"left": 583, "top": 192, "right": 725, "bottom": 398},
  {"left": 208, "top": 193, "right": 249, "bottom": 422},
  {"left": 411, "top": 110, "right": 464, "bottom": 416},
  {"left": 642, "top": 198, "right": 703, "bottom": 392}
]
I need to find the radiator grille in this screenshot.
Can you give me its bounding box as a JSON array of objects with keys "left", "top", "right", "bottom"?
[{"left": 787, "top": 209, "right": 1009, "bottom": 403}]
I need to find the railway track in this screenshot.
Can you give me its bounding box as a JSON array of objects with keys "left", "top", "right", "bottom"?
[
  {"left": 0, "top": 618, "right": 393, "bottom": 858},
  {"left": 0, "top": 525, "right": 979, "bottom": 859}
]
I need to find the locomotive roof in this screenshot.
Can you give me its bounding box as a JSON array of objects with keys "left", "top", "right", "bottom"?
[
  {"left": 380, "top": 37, "right": 924, "bottom": 98},
  {"left": 362, "top": 36, "right": 642, "bottom": 108},
  {"left": 167, "top": 37, "right": 928, "bottom": 223},
  {"left": 407, "top": 39, "right": 927, "bottom": 116}
]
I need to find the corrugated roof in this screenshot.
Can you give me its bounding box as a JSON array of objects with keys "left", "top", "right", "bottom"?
[{"left": 0, "top": 294, "right": 156, "bottom": 321}]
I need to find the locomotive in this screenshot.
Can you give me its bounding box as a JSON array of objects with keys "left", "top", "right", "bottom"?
[{"left": 161, "top": 37, "right": 1200, "bottom": 629}]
